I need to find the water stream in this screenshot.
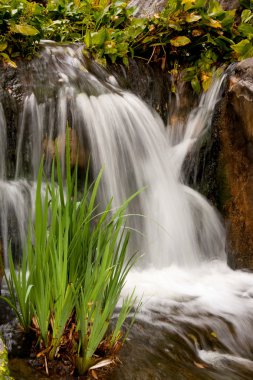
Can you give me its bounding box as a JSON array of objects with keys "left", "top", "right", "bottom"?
[{"left": 1, "top": 45, "right": 253, "bottom": 379}]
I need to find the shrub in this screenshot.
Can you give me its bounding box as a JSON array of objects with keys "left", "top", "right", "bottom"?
[{"left": 0, "top": 1, "right": 253, "bottom": 92}]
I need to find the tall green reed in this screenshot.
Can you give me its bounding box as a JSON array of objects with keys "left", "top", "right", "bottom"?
[{"left": 1, "top": 130, "right": 140, "bottom": 374}]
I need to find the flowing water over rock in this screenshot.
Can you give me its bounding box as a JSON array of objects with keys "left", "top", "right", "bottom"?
[{"left": 1, "top": 45, "right": 253, "bottom": 379}]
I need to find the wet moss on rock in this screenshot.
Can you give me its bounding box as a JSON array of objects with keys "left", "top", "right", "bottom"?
[{"left": 0, "top": 336, "right": 13, "bottom": 380}]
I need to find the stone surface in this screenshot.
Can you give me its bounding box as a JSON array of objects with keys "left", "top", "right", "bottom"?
[
  {"left": 219, "top": 0, "right": 240, "bottom": 10},
  {"left": 0, "top": 241, "right": 3, "bottom": 292},
  {"left": 108, "top": 58, "right": 171, "bottom": 122},
  {"left": 128, "top": 0, "right": 240, "bottom": 17},
  {"left": 128, "top": 0, "right": 167, "bottom": 17},
  {"left": 214, "top": 59, "right": 253, "bottom": 269},
  {"left": 43, "top": 128, "right": 87, "bottom": 169},
  {"left": 0, "top": 336, "right": 13, "bottom": 379}
]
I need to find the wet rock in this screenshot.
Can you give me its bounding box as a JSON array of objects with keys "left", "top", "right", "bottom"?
[
  {"left": 214, "top": 59, "right": 253, "bottom": 269},
  {"left": 0, "top": 320, "right": 32, "bottom": 359},
  {"left": 128, "top": 0, "right": 167, "bottom": 17},
  {"left": 0, "top": 336, "right": 13, "bottom": 379},
  {"left": 106, "top": 58, "right": 171, "bottom": 123},
  {"left": 43, "top": 128, "right": 88, "bottom": 169},
  {"left": 218, "top": 0, "right": 240, "bottom": 10},
  {"left": 0, "top": 241, "right": 3, "bottom": 291},
  {"left": 128, "top": 0, "right": 240, "bottom": 17}
]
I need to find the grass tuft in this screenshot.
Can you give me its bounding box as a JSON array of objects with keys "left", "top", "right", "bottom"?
[{"left": 1, "top": 129, "right": 140, "bottom": 375}]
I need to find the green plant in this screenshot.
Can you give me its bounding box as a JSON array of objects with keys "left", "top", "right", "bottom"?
[
  {"left": 1, "top": 129, "right": 140, "bottom": 375},
  {"left": 1, "top": 0, "right": 253, "bottom": 91}
]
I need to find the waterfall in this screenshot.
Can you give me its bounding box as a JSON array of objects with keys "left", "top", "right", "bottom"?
[
  {"left": 0, "top": 103, "right": 6, "bottom": 179},
  {"left": 1, "top": 45, "right": 253, "bottom": 376},
  {"left": 75, "top": 85, "right": 226, "bottom": 267},
  {"left": 0, "top": 180, "right": 35, "bottom": 266},
  {"left": 0, "top": 45, "right": 225, "bottom": 268}
]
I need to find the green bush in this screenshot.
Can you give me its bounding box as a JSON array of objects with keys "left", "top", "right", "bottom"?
[
  {"left": 0, "top": 0, "right": 253, "bottom": 93},
  {"left": 0, "top": 0, "right": 253, "bottom": 92}
]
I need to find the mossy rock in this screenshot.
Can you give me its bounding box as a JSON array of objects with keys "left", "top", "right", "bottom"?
[{"left": 0, "top": 337, "right": 13, "bottom": 380}]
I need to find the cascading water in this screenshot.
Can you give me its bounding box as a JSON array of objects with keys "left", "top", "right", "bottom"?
[
  {"left": 1, "top": 45, "right": 253, "bottom": 379},
  {"left": 0, "top": 103, "right": 6, "bottom": 179}
]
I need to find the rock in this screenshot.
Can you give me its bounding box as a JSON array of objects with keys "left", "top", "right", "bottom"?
[
  {"left": 108, "top": 58, "right": 171, "bottom": 123},
  {"left": 43, "top": 128, "right": 88, "bottom": 169},
  {"left": 214, "top": 59, "right": 253, "bottom": 269},
  {"left": 0, "top": 241, "right": 3, "bottom": 292},
  {"left": 0, "top": 336, "right": 13, "bottom": 379},
  {"left": 218, "top": 0, "right": 240, "bottom": 10},
  {"left": 128, "top": 0, "right": 240, "bottom": 17},
  {"left": 128, "top": 0, "right": 167, "bottom": 17}
]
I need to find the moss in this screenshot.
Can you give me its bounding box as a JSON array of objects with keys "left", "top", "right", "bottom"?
[{"left": 0, "top": 337, "right": 14, "bottom": 380}]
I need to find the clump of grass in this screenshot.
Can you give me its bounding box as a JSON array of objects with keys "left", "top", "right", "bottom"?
[{"left": 1, "top": 130, "right": 140, "bottom": 375}]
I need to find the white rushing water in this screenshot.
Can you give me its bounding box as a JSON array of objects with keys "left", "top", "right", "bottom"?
[
  {"left": 75, "top": 85, "right": 226, "bottom": 268},
  {"left": 1, "top": 45, "right": 253, "bottom": 374},
  {"left": 0, "top": 180, "right": 36, "bottom": 266},
  {"left": 0, "top": 103, "right": 7, "bottom": 179}
]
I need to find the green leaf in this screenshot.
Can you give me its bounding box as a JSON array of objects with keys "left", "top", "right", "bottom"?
[
  {"left": 0, "top": 53, "right": 17, "bottom": 68},
  {"left": 215, "top": 36, "right": 230, "bottom": 49},
  {"left": 194, "top": 0, "right": 207, "bottom": 7},
  {"left": 182, "top": 66, "right": 196, "bottom": 81},
  {"left": 191, "top": 76, "right": 201, "bottom": 94},
  {"left": 241, "top": 9, "right": 253, "bottom": 23},
  {"left": 0, "top": 42, "right": 7, "bottom": 52},
  {"left": 238, "top": 23, "right": 253, "bottom": 38},
  {"left": 186, "top": 13, "right": 202, "bottom": 23},
  {"left": 85, "top": 30, "right": 91, "bottom": 48},
  {"left": 142, "top": 36, "right": 157, "bottom": 44},
  {"left": 122, "top": 56, "right": 129, "bottom": 66},
  {"left": 25, "top": 284, "right": 34, "bottom": 304},
  {"left": 182, "top": 0, "right": 196, "bottom": 11},
  {"left": 11, "top": 24, "right": 39, "bottom": 36},
  {"left": 170, "top": 36, "right": 191, "bottom": 47},
  {"left": 207, "top": 0, "right": 223, "bottom": 15},
  {"left": 231, "top": 39, "right": 253, "bottom": 59},
  {"left": 239, "top": 0, "right": 251, "bottom": 8},
  {"left": 220, "top": 11, "right": 235, "bottom": 28},
  {"left": 91, "top": 28, "right": 108, "bottom": 46}
]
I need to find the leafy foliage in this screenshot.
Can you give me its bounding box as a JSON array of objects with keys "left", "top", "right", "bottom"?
[
  {"left": 1, "top": 130, "right": 140, "bottom": 375},
  {"left": 0, "top": 0, "right": 253, "bottom": 91}
]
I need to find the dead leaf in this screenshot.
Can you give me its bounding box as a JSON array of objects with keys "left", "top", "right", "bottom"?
[
  {"left": 89, "top": 358, "right": 114, "bottom": 370},
  {"left": 207, "top": 18, "right": 222, "bottom": 29},
  {"left": 186, "top": 13, "right": 202, "bottom": 23},
  {"left": 194, "top": 361, "right": 208, "bottom": 369},
  {"left": 161, "top": 56, "right": 166, "bottom": 71},
  {"left": 44, "top": 355, "right": 49, "bottom": 376},
  {"left": 91, "top": 369, "right": 98, "bottom": 379},
  {"left": 192, "top": 29, "right": 204, "bottom": 37}
]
